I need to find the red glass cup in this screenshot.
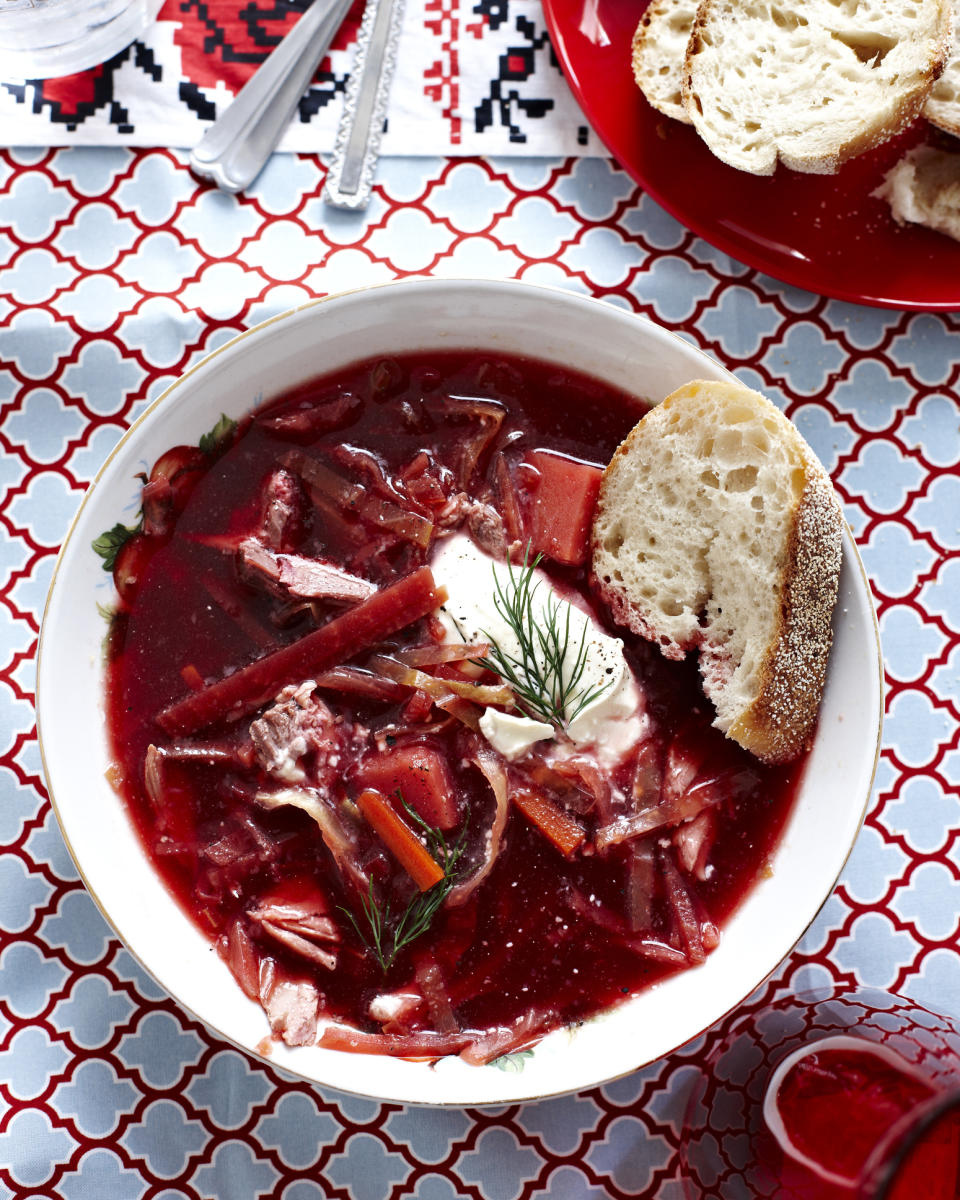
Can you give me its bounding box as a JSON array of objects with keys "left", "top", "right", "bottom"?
[{"left": 679, "top": 988, "right": 960, "bottom": 1199}]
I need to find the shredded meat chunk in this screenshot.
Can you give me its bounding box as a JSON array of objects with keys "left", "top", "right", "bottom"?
[
  {"left": 248, "top": 883, "right": 340, "bottom": 971},
  {"left": 468, "top": 499, "right": 519, "bottom": 559},
  {"left": 259, "top": 959, "right": 320, "bottom": 1046},
  {"left": 250, "top": 682, "right": 343, "bottom": 785},
  {"left": 239, "top": 538, "right": 376, "bottom": 604},
  {"left": 435, "top": 492, "right": 521, "bottom": 561},
  {"left": 259, "top": 466, "right": 306, "bottom": 551}
]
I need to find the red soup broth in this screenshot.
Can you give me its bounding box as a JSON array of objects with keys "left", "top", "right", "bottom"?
[{"left": 105, "top": 351, "right": 805, "bottom": 1061}]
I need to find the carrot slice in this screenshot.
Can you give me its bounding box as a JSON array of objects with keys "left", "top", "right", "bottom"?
[
  {"left": 512, "top": 785, "right": 585, "bottom": 857},
  {"left": 157, "top": 567, "right": 445, "bottom": 736},
  {"left": 356, "top": 789, "right": 444, "bottom": 892},
  {"left": 180, "top": 663, "right": 204, "bottom": 692}
]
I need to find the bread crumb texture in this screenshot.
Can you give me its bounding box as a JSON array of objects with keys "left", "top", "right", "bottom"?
[
  {"left": 875, "top": 143, "right": 960, "bottom": 240},
  {"left": 591, "top": 379, "right": 843, "bottom": 764},
  {"left": 683, "top": 0, "right": 954, "bottom": 175}
]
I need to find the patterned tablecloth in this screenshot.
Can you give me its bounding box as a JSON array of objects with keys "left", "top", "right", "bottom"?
[{"left": 2, "top": 22, "right": 960, "bottom": 1198}]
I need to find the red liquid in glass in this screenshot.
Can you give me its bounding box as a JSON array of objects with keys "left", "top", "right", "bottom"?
[
  {"left": 885, "top": 1105, "right": 960, "bottom": 1200},
  {"left": 762, "top": 1041, "right": 960, "bottom": 1199},
  {"left": 681, "top": 992, "right": 960, "bottom": 1200}
]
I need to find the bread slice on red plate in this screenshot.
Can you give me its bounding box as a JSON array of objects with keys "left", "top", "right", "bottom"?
[
  {"left": 631, "top": 0, "right": 699, "bottom": 123},
  {"left": 591, "top": 379, "right": 844, "bottom": 765},
  {"left": 682, "top": 0, "right": 954, "bottom": 175},
  {"left": 925, "top": 0, "right": 960, "bottom": 134}
]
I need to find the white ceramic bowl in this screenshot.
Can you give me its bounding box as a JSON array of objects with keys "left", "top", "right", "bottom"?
[{"left": 37, "top": 278, "right": 883, "bottom": 1106}]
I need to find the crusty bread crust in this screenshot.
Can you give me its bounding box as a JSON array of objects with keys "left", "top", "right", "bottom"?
[
  {"left": 925, "top": 0, "right": 960, "bottom": 135},
  {"left": 632, "top": 0, "right": 698, "bottom": 124},
  {"left": 725, "top": 470, "right": 841, "bottom": 762},
  {"left": 682, "top": 0, "right": 954, "bottom": 176},
  {"left": 591, "top": 380, "right": 843, "bottom": 765}
]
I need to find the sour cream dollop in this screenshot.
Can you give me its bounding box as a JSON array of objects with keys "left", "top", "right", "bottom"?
[{"left": 432, "top": 535, "right": 643, "bottom": 766}]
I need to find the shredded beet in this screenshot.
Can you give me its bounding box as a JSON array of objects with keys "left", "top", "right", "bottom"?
[
  {"left": 318, "top": 1025, "right": 473, "bottom": 1058},
  {"left": 459, "top": 1008, "right": 557, "bottom": 1066},
  {"left": 313, "top": 666, "right": 408, "bottom": 702},
  {"left": 156, "top": 567, "right": 445, "bottom": 735},
  {"left": 660, "top": 850, "right": 706, "bottom": 964},
  {"left": 202, "top": 573, "right": 278, "bottom": 651},
  {"left": 494, "top": 453, "right": 525, "bottom": 544},
  {"left": 284, "top": 449, "right": 434, "bottom": 548},
  {"left": 624, "top": 840, "right": 657, "bottom": 933},
  {"left": 218, "top": 919, "right": 261, "bottom": 1000}
]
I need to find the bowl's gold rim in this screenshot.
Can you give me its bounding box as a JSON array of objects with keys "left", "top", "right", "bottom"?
[{"left": 34, "top": 275, "right": 884, "bottom": 1107}]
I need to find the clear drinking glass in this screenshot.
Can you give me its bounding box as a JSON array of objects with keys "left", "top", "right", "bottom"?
[
  {"left": 0, "top": 0, "right": 164, "bottom": 80},
  {"left": 680, "top": 988, "right": 960, "bottom": 1199}
]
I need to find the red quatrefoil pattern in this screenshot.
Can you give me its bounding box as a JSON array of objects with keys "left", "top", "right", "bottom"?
[{"left": 1, "top": 146, "right": 959, "bottom": 1199}]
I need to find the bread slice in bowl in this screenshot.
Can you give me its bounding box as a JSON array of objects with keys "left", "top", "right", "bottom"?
[
  {"left": 682, "top": 0, "right": 954, "bottom": 175},
  {"left": 591, "top": 379, "right": 844, "bottom": 765}
]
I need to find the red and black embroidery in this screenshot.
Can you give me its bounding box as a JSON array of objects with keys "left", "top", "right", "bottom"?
[{"left": 474, "top": 10, "right": 555, "bottom": 143}]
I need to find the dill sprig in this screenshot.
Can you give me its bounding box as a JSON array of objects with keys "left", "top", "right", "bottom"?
[
  {"left": 341, "top": 795, "right": 466, "bottom": 973},
  {"left": 480, "top": 543, "right": 612, "bottom": 729}
]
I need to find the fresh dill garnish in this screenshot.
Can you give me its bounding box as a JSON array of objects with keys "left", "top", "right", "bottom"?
[
  {"left": 479, "top": 542, "right": 613, "bottom": 729},
  {"left": 340, "top": 794, "right": 466, "bottom": 973}
]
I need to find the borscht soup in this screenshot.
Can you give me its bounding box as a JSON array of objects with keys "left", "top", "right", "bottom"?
[{"left": 101, "top": 351, "right": 802, "bottom": 1066}]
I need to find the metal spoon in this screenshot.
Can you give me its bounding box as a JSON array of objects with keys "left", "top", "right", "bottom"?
[
  {"left": 322, "top": 0, "right": 405, "bottom": 209},
  {"left": 189, "top": 0, "right": 354, "bottom": 194}
]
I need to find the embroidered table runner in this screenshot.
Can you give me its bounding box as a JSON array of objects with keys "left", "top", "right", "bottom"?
[{"left": 0, "top": 0, "right": 604, "bottom": 155}]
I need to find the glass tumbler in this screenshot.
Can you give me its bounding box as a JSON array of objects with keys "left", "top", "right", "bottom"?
[
  {"left": 680, "top": 988, "right": 960, "bottom": 1199},
  {"left": 0, "top": 0, "right": 164, "bottom": 80}
]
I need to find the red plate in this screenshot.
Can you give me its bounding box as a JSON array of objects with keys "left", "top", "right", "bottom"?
[{"left": 543, "top": 0, "right": 960, "bottom": 310}]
